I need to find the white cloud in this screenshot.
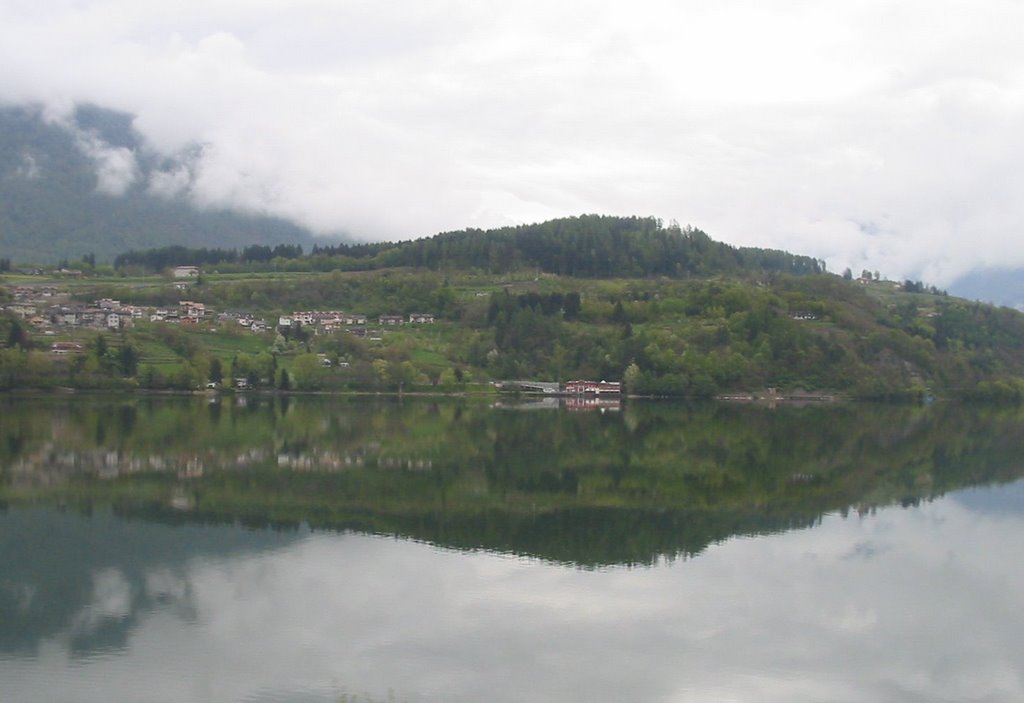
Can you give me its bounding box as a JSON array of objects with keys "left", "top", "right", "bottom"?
[
  {"left": 1, "top": 0, "right": 1024, "bottom": 282},
  {"left": 74, "top": 130, "right": 139, "bottom": 196},
  {"left": 147, "top": 164, "right": 192, "bottom": 198},
  {"left": 34, "top": 102, "right": 143, "bottom": 195}
]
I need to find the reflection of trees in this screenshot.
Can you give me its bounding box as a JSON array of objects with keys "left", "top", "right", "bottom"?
[{"left": 3, "top": 397, "right": 1024, "bottom": 566}]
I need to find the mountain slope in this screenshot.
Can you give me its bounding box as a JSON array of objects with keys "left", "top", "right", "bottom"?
[{"left": 0, "top": 104, "right": 333, "bottom": 263}]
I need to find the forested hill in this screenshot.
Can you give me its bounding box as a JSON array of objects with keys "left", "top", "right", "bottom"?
[
  {"left": 322, "top": 215, "right": 825, "bottom": 277},
  {"left": 0, "top": 104, "right": 328, "bottom": 263},
  {"left": 116, "top": 215, "right": 825, "bottom": 279}
]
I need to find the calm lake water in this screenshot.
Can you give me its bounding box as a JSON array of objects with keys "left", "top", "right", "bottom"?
[{"left": 2, "top": 395, "right": 1024, "bottom": 702}]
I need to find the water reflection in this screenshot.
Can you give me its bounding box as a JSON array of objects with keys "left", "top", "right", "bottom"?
[
  {"left": 3, "top": 396, "right": 1024, "bottom": 568},
  {"left": 3, "top": 397, "right": 1024, "bottom": 701},
  {"left": 0, "top": 507, "right": 302, "bottom": 657},
  {"left": 2, "top": 493, "right": 1023, "bottom": 702}
]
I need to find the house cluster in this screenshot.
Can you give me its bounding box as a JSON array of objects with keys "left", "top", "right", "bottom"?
[
  {"left": 276, "top": 310, "right": 435, "bottom": 335},
  {"left": 3, "top": 290, "right": 147, "bottom": 332},
  {"left": 3, "top": 284, "right": 438, "bottom": 338},
  {"left": 218, "top": 310, "right": 269, "bottom": 333},
  {"left": 148, "top": 300, "right": 207, "bottom": 324},
  {"left": 9, "top": 285, "right": 60, "bottom": 299},
  {"left": 2, "top": 285, "right": 221, "bottom": 332},
  {"left": 381, "top": 313, "right": 436, "bottom": 325},
  {"left": 497, "top": 379, "right": 622, "bottom": 395},
  {"left": 277, "top": 310, "right": 368, "bottom": 334}
]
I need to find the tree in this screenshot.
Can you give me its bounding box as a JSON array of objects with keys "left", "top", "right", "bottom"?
[
  {"left": 372, "top": 358, "right": 390, "bottom": 386},
  {"left": 6, "top": 320, "right": 28, "bottom": 349},
  {"left": 254, "top": 352, "right": 277, "bottom": 383},
  {"left": 209, "top": 357, "right": 223, "bottom": 384},
  {"left": 190, "top": 355, "right": 210, "bottom": 388},
  {"left": 563, "top": 292, "right": 582, "bottom": 320},
  {"left": 118, "top": 342, "right": 139, "bottom": 377},
  {"left": 624, "top": 362, "right": 642, "bottom": 395},
  {"left": 291, "top": 353, "right": 324, "bottom": 390},
  {"left": 0, "top": 348, "right": 27, "bottom": 388},
  {"left": 611, "top": 300, "right": 627, "bottom": 323},
  {"left": 93, "top": 333, "right": 108, "bottom": 360},
  {"left": 138, "top": 365, "right": 161, "bottom": 388},
  {"left": 394, "top": 361, "right": 419, "bottom": 388}
]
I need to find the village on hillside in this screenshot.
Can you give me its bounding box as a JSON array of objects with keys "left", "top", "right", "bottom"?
[
  {"left": 2, "top": 283, "right": 435, "bottom": 342},
  {"left": 1, "top": 280, "right": 624, "bottom": 398}
]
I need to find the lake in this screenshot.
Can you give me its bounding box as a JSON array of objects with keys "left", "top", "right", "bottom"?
[{"left": 2, "top": 395, "right": 1023, "bottom": 702}]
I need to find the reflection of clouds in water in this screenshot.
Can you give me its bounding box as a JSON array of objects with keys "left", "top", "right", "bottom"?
[
  {"left": 841, "top": 540, "right": 889, "bottom": 560},
  {"left": 73, "top": 568, "right": 133, "bottom": 631},
  {"left": 144, "top": 568, "right": 198, "bottom": 622},
  {"left": 144, "top": 569, "right": 189, "bottom": 603},
  {"left": 5, "top": 496, "right": 1024, "bottom": 703},
  {"left": 67, "top": 566, "right": 200, "bottom": 643}
]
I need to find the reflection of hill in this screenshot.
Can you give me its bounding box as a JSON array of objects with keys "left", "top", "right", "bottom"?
[
  {"left": 3, "top": 397, "right": 1024, "bottom": 567},
  {"left": 372, "top": 507, "right": 820, "bottom": 567}
]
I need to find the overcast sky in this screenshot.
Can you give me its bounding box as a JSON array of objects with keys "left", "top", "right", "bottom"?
[{"left": 2, "top": 0, "right": 1023, "bottom": 284}]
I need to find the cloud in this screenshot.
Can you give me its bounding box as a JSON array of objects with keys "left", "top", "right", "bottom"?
[
  {"left": 31, "top": 102, "right": 142, "bottom": 195},
  {"left": 1, "top": 1, "right": 1023, "bottom": 282},
  {"left": 73, "top": 129, "right": 140, "bottom": 196},
  {"left": 147, "top": 164, "right": 192, "bottom": 199}
]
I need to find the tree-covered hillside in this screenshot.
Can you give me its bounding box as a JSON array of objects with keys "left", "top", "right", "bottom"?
[
  {"left": 334, "top": 215, "right": 825, "bottom": 277},
  {"left": 6, "top": 213, "right": 1024, "bottom": 399},
  {"left": 0, "top": 104, "right": 330, "bottom": 263},
  {"left": 5, "top": 261, "right": 1024, "bottom": 399},
  {"left": 115, "top": 214, "right": 824, "bottom": 279}
]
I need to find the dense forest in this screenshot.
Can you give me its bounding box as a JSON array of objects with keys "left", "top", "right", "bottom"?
[
  {"left": 113, "top": 243, "right": 306, "bottom": 271},
  {"left": 113, "top": 214, "right": 824, "bottom": 278}
]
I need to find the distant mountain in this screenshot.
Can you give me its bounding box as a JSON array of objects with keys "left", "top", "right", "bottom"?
[
  {"left": 948, "top": 268, "right": 1024, "bottom": 311},
  {"left": 0, "top": 104, "right": 337, "bottom": 263}
]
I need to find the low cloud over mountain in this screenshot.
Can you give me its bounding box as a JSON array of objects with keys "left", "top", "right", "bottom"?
[{"left": 0, "top": 105, "right": 330, "bottom": 262}]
